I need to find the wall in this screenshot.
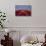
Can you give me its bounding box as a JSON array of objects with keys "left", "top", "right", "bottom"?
[{"left": 0, "top": 0, "right": 46, "bottom": 28}]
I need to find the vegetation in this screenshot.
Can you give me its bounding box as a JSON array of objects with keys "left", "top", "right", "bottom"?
[{"left": 0, "top": 11, "right": 6, "bottom": 28}]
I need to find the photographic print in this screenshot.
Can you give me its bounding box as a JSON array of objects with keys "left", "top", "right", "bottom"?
[{"left": 15, "top": 5, "right": 32, "bottom": 16}]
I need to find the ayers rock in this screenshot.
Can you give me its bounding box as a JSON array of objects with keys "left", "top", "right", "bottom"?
[{"left": 16, "top": 10, "right": 31, "bottom": 16}]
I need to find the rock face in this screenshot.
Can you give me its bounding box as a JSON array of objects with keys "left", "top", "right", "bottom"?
[{"left": 16, "top": 10, "right": 31, "bottom": 16}]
